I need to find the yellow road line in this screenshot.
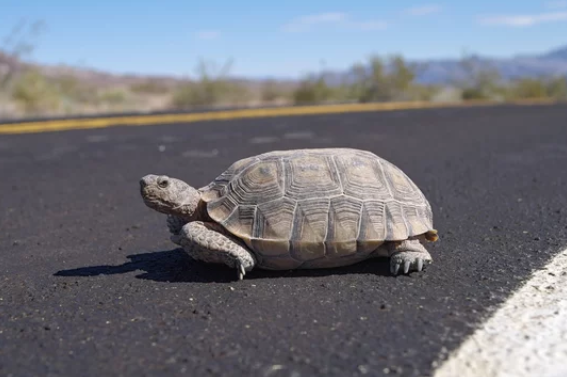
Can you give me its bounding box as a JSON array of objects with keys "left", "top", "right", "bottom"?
[{"left": 0, "top": 98, "right": 559, "bottom": 135}]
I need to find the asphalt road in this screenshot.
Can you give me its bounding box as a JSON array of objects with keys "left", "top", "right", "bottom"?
[{"left": 1, "top": 104, "right": 567, "bottom": 377}]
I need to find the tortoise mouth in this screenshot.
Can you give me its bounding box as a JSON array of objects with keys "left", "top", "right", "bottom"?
[
  {"left": 139, "top": 181, "right": 150, "bottom": 201},
  {"left": 140, "top": 184, "right": 169, "bottom": 213},
  {"left": 140, "top": 186, "right": 191, "bottom": 216},
  {"left": 143, "top": 197, "right": 177, "bottom": 216}
]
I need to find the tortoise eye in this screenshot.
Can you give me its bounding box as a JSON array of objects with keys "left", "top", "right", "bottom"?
[{"left": 158, "top": 177, "right": 169, "bottom": 188}]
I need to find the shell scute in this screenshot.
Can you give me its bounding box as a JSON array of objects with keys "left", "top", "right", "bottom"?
[
  {"left": 289, "top": 198, "right": 330, "bottom": 261},
  {"left": 284, "top": 155, "right": 342, "bottom": 200},
  {"left": 335, "top": 154, "right": 390, "bottom": 200},
  {"left": 324, "top": 196, "right": 363, "bottom": 257},
  {"left": 254, "top": 197, "right": 296, "bottom": 240},
  {"left": 200, "top": 155, "right": 259, "bottom": 202},
  {"left": 381, "top": 159, "right": 426, "bottom": 205},
  {"left": 230, "top": 159, "right": 284, "bottom": 205}
]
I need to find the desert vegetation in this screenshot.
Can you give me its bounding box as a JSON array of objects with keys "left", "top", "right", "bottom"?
[{"left": 1, "top": 21, "right": 566, "bottom": 120}]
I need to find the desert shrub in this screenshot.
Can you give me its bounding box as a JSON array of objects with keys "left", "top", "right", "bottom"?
[
  {"left": 506, "top": 78, "right": 548, "bottom": 99},
  {"left": 11, "top": 69, "right": 60, "bottom": 113},
  {"left": 98, "top": 89, "right": 128, "bottom": 103},
  {"left": 261, "top": 80, "right": 282, "bottom": 103},
  {"left": 452, "top": 53, "right": 505, "bottom": 100},
  {"left": 171, "top": 59, "right": 250, "bottom": 109},
  {"left": 291, "top": 54, "right": 431, "bottom": 105},
  {"left": 292, "top": 76, "right": 335, "bottom": 105},
  {"left": 350, "top": 57, "right": 391, "bottom": 102},
  {"left": 407, "top": 84, "right": 443, "bottom": 101},
  {"left": 171, "top": 80, "right": 251, "bottom": 108},
  {"left": 386, "top": 55, "right": 417, "bottom": 100},
  {"left": 461, "top": 87, "right": 489, "bottom": 100},
  {"left": 172, "top": 81, "right": 221, "bottom": 108},
  {"left": 52, "top": 75, "right": 98, "bottom": 104},
  {"left": 223, "top": 82, "right": 252, "bottom": 106},
  {"left": 130, "top": 80, "right": 169, "bottom": 94},
  {"left": 545, "top": 77, "right": 567, "bottom": 100},
  {"left": 0, "top": 20, "right": 46, "bottom": 91},
  {"left": 345, "top": 55, "right": 422, "bottom": 103}
]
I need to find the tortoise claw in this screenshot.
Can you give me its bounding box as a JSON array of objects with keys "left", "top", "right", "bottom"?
[
  {"left": 391, "top": 262, "right": 401, "bottom": 275},
  {"left": 237, "top": 263, "right": 246, "bottom": 281},
  {"left": 403, "top": 260, "right": 411, "bottom": 274},
  {"left": 417, "top": 258, "right": 424, "bottom": 272},
  {"left": 390, "top": 251, "right": 432, "bottom": 276}
]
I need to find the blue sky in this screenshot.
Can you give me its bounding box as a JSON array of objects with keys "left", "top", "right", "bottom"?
[{"left": 1, "top": 0, "right": 567, "bottom": 78}]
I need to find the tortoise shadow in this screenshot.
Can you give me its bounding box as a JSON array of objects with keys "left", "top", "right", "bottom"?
[{"left": 54, "top": 248, "right": 394, "bottom": 283}]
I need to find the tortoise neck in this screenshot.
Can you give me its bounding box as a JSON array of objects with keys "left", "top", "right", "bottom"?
[{"left": 186, "top": 200, "right": 211, "bottom": 222}]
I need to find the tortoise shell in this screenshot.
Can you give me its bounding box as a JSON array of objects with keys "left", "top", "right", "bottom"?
[{"left": 200, "top": 148, "right": 434, "bottom": 269}]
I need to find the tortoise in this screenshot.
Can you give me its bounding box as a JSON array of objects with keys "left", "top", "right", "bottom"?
[{"left": 139, "top": 148, "right": 439, "bottom": 280}]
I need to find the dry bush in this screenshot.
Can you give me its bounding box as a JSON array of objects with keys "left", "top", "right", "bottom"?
[
  {"left": 292, "top": 76, "right": 336, "bottom": 105},
  {"left": 130, "top": 80, "right": 170, "bottom": 94},
  {"left": 11, "top": 69, "right": 61, "bottom": 114},
  {"left": 506, "top": 78, "right": 547, "bottom": 99},
  {"left": 545, "top": 77, "right": 567, "bottom": 100},
  {"left": 171, "top": 59, "right": 252, "bottom": 109},
  {"left": 452, "top": 53, "right": 505, "bottom": 100},
  {"left": 261, "top": 80, "right": 282, "bottom": 103}
]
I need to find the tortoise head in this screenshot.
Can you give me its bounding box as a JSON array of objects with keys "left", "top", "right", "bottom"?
[{"left": 139, "top": 174, "right": 200, "bottom": 219}]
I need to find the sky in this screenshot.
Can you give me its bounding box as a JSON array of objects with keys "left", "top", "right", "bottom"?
[{"left": 1, "top": 0, "right": 567, "bottom": 79}]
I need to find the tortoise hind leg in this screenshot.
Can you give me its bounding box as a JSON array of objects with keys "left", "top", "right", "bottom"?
[
  {"left": 171, "top": 221, "right": 256, "bottom": 280},
  {"left": 386, "top": 238, "right": 433, "bottom": 275}
]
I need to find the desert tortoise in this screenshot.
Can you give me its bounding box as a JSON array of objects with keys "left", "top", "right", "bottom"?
[{"left": 140, "top": 148, "right": 438, "bottom": 280}]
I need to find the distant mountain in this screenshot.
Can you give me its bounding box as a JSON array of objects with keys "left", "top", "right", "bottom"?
[
  {"left": 400, "top": 45, "right": 567, "bottom": 85},
  {"left": 541, "top": 46, "right": 567, "bottom": 60},
  {"left": 314, "top": 45, "right": 567, "bottom": 86}
]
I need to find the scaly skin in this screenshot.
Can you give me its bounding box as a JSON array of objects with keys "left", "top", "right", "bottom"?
[
  {"left": 387, "top": 238, "right": 433, "bottom": 275},
  {"left": 171, "top": 221, "right": 256, "bottom": 280},
  {"left": 166, "top": 214, "right": 186, "bottom": 235}
]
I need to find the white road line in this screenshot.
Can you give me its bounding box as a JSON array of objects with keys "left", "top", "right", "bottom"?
[{"left": 433, "top": 247, "right": 567, "bottom": 377}]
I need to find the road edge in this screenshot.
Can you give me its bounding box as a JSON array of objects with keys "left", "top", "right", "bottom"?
[{"left": 0, "top": 98, "right": 560, "bottom": 135}]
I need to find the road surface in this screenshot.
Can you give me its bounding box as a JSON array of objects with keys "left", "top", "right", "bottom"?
[{"left": 1, "top": 104, "right": 566, "bottom": 377}]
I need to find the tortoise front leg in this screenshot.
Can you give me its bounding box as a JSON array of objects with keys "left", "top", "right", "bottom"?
[
  {"left": 171, "top": 221, "right": 256, "bottom": 280},
  {"left": 387, "top": 238, "right": 433, "bottom": 275}
]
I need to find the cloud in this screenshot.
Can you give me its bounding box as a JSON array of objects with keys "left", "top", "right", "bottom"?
[
  {"left": 282, "top": 12, "right": 347, "bottom": 32},
  {"left": 296, "top": 12, "right": 347, "bottom": 24},
  {"left": 545, "top": 1, "right": 567, "bottom": 9},
  {"left": 478, "top": 11, "right": 567, "bottom": 27},
  {"left": 282, "top": 12, "right": 387, "bottom": 33},
  {"left": 195, "top": 30, "right": 221, "bottom": 40},
  {"left": 404, "top": 4, "right": 443, "bottom": 16}
]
